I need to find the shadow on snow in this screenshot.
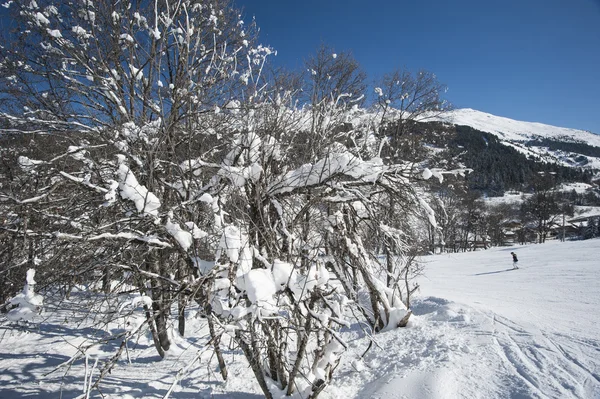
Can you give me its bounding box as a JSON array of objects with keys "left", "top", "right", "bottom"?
[{"left": 473, "top": 268, "right": 517, "bottom": 276}]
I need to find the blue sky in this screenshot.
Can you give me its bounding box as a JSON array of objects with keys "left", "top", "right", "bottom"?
[{"left": 236, "top": 0, "right": 600, "bottom": 134}]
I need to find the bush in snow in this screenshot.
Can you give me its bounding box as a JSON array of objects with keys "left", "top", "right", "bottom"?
[
  {"left": 0, "top": 0, "right": 452, "bottom": 397},
  {"left": 6, "top": 269, "right": 44, "bottom": 323},
  {"left": 183, "top": 71, "right": 453, "bottom": 396}
]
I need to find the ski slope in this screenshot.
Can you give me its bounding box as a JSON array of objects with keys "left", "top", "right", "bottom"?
[
  {"left": 323, "top": 239, "right": 600, "bottom": 399},
  {"left": 1, "top": 239, "right": 599, "bottom": 398}
]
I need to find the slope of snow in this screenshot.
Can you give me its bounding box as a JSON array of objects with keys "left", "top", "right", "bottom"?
[
  {"left": 415, "top": 241, "right": 600, "bottom": 398},
  {"left": 327, "top": 239, "right": 600, "bottom": 399},
  {"left": 570, "top": 206, "right": 600, "bottom": 222},
  {"left": 1, "top": 240, "right": 600, "bottom": 398},
  {"left": 444, "top": 108, "right": 600, "bottom": 146}
]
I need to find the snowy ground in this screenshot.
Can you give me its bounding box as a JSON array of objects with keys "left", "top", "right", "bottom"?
[
  {"left": 2, "top": 239, "right": 599, "bottom": 398},
  {"left": 345, "top": 239, "right": 600, "bottom": 399}
]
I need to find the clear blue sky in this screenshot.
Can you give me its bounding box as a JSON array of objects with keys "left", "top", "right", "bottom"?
[{"left": 236, "top": 0, "right": 600, "bottom": 134}]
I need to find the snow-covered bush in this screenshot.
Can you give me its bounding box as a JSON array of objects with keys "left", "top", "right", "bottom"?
[
  {"left": 6, "top": 269, "right": 44, "bottom": 323},
  {"left": 174, "top": 73, "right": 444, "bottom": 395},
  {"left": 0, "top": 0, "right": 449, "bottom": 397}
]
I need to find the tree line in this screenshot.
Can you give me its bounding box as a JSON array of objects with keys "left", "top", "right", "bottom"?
[{"left": 420, "top": 177, "right": 599, "bottom": 253}]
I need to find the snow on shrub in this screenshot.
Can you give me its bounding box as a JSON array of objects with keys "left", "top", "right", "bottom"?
[
  {"left": 116, "top": 155, "right": 160, "bottom": 217},
  {"left": 6, "top": 269, "right": 44, "bottom": 323}
]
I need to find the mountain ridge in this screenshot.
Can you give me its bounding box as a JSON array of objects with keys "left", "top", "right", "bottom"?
[
  {"left": 437, "top": 108, "right": 600, "bottom": 147},
  {"left": 428, "top": 108, "right": 600, "bottom": 171}
]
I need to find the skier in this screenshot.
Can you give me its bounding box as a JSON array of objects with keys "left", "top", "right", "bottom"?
[{"left": 511, "top": 252, "right": 519, "bottom": 269}]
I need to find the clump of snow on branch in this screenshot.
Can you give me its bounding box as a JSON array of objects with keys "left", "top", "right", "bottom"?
[
  {"left": 18, "top": 156, "right": 44, "bottom": 172},
  {"left": 216, "top": 226, "right": 252, "bottom": 275},
  {"left": 219, "top": 131, "right": 264, "bottom": 187},
  {"left": 165, "top": 217, "right": 193, "bottom": 251},
  {"left": 268, "top": 152, "right": 384, "bottom": 194},
  {"left": 419, "top": 197, "right": 437, "bottom": 227},
  {"left": 116, "top": 155, "right": 160, "bottom": 217},
  {"left": 422, "top": 167, "right": 433, "bottom": 180}
]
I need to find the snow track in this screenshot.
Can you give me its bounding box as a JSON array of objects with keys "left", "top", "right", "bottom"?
[
  {"left": 488, "top": 313, "right": 586, "bottom": 398},
  {"left": 345, "top": 299, "right": 600, "bottom": 399}
]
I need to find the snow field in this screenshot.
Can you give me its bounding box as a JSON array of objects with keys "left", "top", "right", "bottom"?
[{"left": 1, "top": 239, "right": 599, "bottom": 398}]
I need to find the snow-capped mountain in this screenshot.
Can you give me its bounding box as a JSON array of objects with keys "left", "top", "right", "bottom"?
[
  {"left": 442, "top": 108, "right": 600, "bottom": 145},
  {"left": 436, "top": 108, "right": 600, "bottom": 169}
]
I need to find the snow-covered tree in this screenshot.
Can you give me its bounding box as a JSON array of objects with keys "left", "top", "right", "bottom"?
[
  {"left": 0, "top": 0, "right": 263, "bottom": 356},
  {"left": 374, "top": 68, "right": 451, "bottom": 136}
]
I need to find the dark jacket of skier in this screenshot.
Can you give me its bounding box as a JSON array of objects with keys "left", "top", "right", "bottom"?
[{"left": 511, "top": 252, "right": 518, "bottom": 263}]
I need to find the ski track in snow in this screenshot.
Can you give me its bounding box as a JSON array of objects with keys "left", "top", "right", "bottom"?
[{"left": 1, "top": 240, "right": 600, "bottom": 398}]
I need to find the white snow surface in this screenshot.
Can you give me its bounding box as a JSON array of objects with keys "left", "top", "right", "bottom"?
[{"left": 1, "top": 240, "right": 599, "bottom": 398}]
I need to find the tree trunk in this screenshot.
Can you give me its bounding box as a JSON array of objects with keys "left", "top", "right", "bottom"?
[
  {"left": 178, "top": 294, "right": 186, "bottom": 337},
  {"left": 207, "top": 310, "right": 228, "bottom": 380},
  {"left": 153, "top": 301, "right": 171, "bottom": 352},
  {"left": 102, "top": 267, "right": 111, "bottom": 295},
  {"left": 144, "top": 305, "right": 165, "bottom": 358},
  {"left": 237, "top": 321, "right": 274, "bottom": 399},
  {"left": 146, "top": 251, "right": 171, "bottom": 355}
]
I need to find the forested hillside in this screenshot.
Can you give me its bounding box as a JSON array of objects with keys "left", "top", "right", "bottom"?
[
  {"left": 526, "top": 138, "right": 600, "bottom": 159},
  {"left": 382, "top": 120, "right": 598, "bottom": 197},
  {"left": 448, "top": 125, "right": 594, "bottom": 195}
]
